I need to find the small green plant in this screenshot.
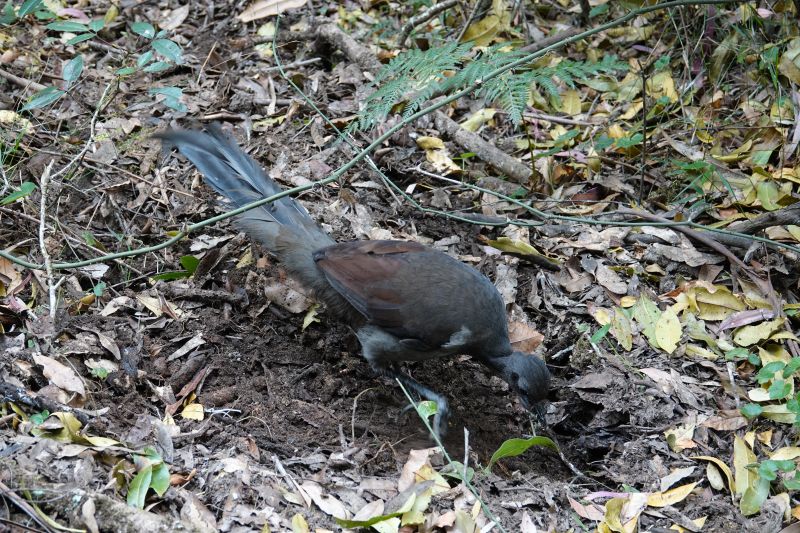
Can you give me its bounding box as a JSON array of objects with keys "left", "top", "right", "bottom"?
[
  {"left": 150, "top": 254, "right": 200, "bottom": 281},
  {"left": 351, "top": 42, "right": 627, "bottom": 131},
  {"left": 6, "top": 5, "right": 187, "bottom": 113},
  {"left": 127, "top": 447, "right": 170, "bottom": 509},
  {"left": 484, "top": 435, "right": 558, "bottom": 472}
]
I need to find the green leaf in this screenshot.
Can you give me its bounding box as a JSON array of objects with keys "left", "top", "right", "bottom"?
[
  {"left": 115, "top": 66, "right": 137, "bottom": 76},
  {"left": 33, "top": 9, "right": 53, "bottom": 19},
  {"left": 757, "top": 361, "right": 785, "bottom": 383},
  {"left": 46, "top": 20, "right": 88, "bottom": 32},
  {"left": 768, "top": 379, "right": 791, "bottom": 399},
  {"left": 740, "top": 403, "right": 763, "bottom": 418},
  {"left": 0, "top": 2, "right": 17, "bottom": 25},
  {"left": 151, "top": 38, "right": 184, "bottom": 64},
  {"left": 92, "top": 281, "right": 106, "bottom": 297},
  {"left": 149, "top": 86, "right": 182, "bottom": 99},
  {"left": 783, "top": 357, "right": 800, "bottom": 377},
  {"left": 179, "top": 255, "right": 199, "bottom": 274},
  {"left": 415, "top": 400, "right": 438, "bottom": 420},
  {"left": 18, "top": 0, "right": 43, "bottom": 17},
  {"left": 440, "top": 461, "right": 475, "bottom": 482},
  {"left": 162, "top": 98, "right": 186, "bottom": 112},
  {"left": 590, "top": 323, "right": 611, "bottom": 344},
  {"left": 137, "top": 50, "right": 154, "bottom": 67},
  {"left": 150, "top": 462, "right": 170, "bottom": 496},
  {"left": 62, "top": 55, "right": 83, "bottom": 84},
  {"left": 150, "top": 87, "right": 187, "bottom": 112},
  {"left": 127, "top": 465, "right": 152, "bottom": 509},
  {"left": 725, "top": 347, "right": 750, "bottom": 361},
  {"left": 21, "top": 87, "right": 64, "bottom": 111},
  {"left": 1, "top": 181, "right": 36, "bottom": 205},
  {"left": 88, "top": 18, "right": 104, "bottom": 32},
  {"left": 142, "top": 61, "right": 171, "bottom": 73},
  {"left": 30, "top": 409, "right": 50, "bottom": 425},
  {"left": 785, "top": 472, "right": 800, "bottom": 491},
  {"left": 336, "top": 511, "right": 404, "bottom": 528},
  {"left": 66, "top": 33, "right": 94, "bottom": 45},
  {"left": 740, "top": 476, "right": 770, "bottom": 516},
  {"left": 131, "top": 21, "right": 155, "bottom": 39},
  {"left": 485, "top": 436, "right": 559, "bottom": 471},
  {"left": 90, "top": 367, "right": 109, "bottom": 379}
]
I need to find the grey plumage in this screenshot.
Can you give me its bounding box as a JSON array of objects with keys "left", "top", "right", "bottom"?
[{"left": 158, "top": 126, "right": 550, "bottom": 438}]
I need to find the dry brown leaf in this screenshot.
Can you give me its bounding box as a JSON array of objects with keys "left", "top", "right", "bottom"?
[
  {"left": 238, "top": 0, "right": 305, "bottom": 22},
  {"left": 33, "top": 355, "right": 85, "bottom": 397}
]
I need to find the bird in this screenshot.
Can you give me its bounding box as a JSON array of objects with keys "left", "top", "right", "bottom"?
[{"left": 157, "top": 125, "right": 550, "bottom": 438}]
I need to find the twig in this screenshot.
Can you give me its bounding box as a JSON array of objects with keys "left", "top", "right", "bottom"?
[
  {"left": 523, "top": 111, "right": 598, "bottom": 127},
  {"left": 351, "top": 387, "right": 376, "bottom": 441},
  {"left": 433, "top": 111, "right": 532, "bottom": 182},
  {"left": 456, "top": 0, "right": 488, "bottom": 42},
  {"left": 38, "top": 163, "right": 61, "bottom": 319},
  {"left": 196, "top": 41, "right": 218, "bottom": 84},
  {"left": 50, "top": 81, "right": 115, "bottom": 181},
  {"left": 463, "top": 426, "right": 470, "bottom": 482},
  {"left": 727, "top": 203, "right": 800, "bottom": 235},
  {"left": 399, "top": 0, "right": 460, "bottom": 46},
  {"left": 262, "top": 57, "right": 322, "bottom": 73},
  {"left": 0, "top": 67, "right": 46, "bottom": 91},
  {"left": 0, "top": 481, "right": 56, "bottom": 533},
  {"left": 0, "top": 381, "right": 90, "bottom": 425},
  {"left": 518, "top": 27, "right": 581, "bottom": 54}
]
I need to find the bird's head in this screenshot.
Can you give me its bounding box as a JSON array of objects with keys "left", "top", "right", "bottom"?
[{"left": 486, "top": 352, "right": 551, "bottom": 424}]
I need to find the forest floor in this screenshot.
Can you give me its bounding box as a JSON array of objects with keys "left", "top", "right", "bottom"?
[{"left": 1, "top": 0, "right": 799, "bottom": 532}]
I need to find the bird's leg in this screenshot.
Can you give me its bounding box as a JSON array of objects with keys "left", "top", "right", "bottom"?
[{"left": 373, "top": 365, "right": 449, "bottom": 439}]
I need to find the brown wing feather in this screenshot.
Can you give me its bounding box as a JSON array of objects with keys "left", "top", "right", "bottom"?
[{"left": 313, "top": 240, "right": 427, "bottom": 330}]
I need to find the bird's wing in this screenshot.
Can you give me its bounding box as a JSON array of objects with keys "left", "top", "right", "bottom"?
[{"left": 313, "top": 240, "right": 433, "bottom": 344}]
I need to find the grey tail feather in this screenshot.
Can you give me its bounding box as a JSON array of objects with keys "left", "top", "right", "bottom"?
[{"left": 155, "top": 126, "right": 334, "bottom": 257}]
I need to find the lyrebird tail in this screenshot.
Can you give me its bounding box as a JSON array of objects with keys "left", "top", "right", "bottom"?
[
  {"left": 156, "top": 126, "right": 334, "bottom": 256},
  {"left": 157, "top": 126, "right": 345, "bottom": 307}
]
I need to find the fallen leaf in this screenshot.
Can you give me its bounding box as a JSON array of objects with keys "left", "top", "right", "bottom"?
[{"left": 33, "top": 355, "right": 85, "bottom": 396}]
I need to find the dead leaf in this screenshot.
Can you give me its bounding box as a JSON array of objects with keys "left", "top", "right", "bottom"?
[
  {"left": 238, "top": 0, "right": 305, "bottom": 22},
  {"left": 33, "top": 355, "right": 85, "bottom": 396}
]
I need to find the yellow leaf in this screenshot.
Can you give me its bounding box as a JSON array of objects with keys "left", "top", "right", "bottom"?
[
  {"left": 559, "top": 90, "right": 582, "bottom": 115},
  {"left": 778, "top": 38, "right": 800, "bottom": 85},
  {"left": 761, "top": 403, "right": 797, "bottom": 424},
  {"left": 733, "top": 317, "right": 786, "bottom": 346},
  {"left": 770, "top": 447, "right": 800, "bottom": 461},
  {"left": 416, "top": 136, "right": 444, "bottom": 150},
  {"left": 0, "top": 110, "right": 34, "bottom": 135},
  {"left": 691, "top": 455, "right": 734, "bottom": 493},
  {"left": 460, "top": 108, "right": 496, "bottom": 132},
  {"left": 685, "top": 344, "right": 719, "bottom": 360},
  {"left": 655, "top": 308, "right": 681, "bottom": 354},
  {"left": 620, "top": 296, "right": 637, "bottom": 308},
  {"left": 593, "top": 307, "right": 611, "bottom": 326},
  {"left": 733, "top": 436, "right": 757, "bottom": 497},
  {"left": 646, "top": 482, "right": 698, "bottom": 507},
  {"left": 645, "top": 72, "right": 678, "bottom": 103},
  {"left": 302, "top": 303, "right": 320, "bottom": 331},
  {"left": 181, "top": 403, "right": 205, "bottom": 421},
  {"left": 290, "top": 513, "right": 309, "bottom": 533},
  {"left": 619, "top": 101, "right": 642, "bottom": 120}
]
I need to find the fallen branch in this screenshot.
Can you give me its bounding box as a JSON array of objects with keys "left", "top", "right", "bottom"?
[
  {"left": 4, "top": 472, "right": 205, "bottom": 533},
  {"left": 315, "top": 22, "right": 533, "bottom": 182},
  {"left": 727, "top": 203, "right": 800, "bottom": 235},
  {"left": 398, "top": 0, "right": 460, "bottom": 46}
]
